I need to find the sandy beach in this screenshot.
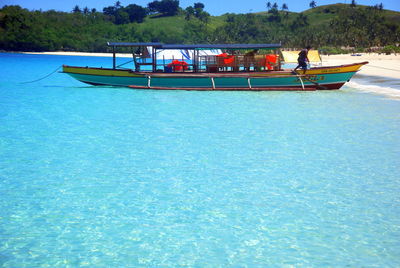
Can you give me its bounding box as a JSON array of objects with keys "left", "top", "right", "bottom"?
[
  {"left": 23, "top": 51, "right": 400, "bottom": 80},
  {"left": 322, "top": 53, "right": 400, "bottom": 79}
]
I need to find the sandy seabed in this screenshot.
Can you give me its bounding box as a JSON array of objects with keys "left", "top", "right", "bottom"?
[{"left": 23, "top": 51, "right": 400, "bottom": 80}]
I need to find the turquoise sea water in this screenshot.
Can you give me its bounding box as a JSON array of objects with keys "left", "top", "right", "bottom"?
[{"left": 1, "top": 53, "right": 400, "bottom": 267}]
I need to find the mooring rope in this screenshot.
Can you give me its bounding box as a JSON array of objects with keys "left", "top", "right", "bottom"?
[
  {"left": 20, "top": 65, "right": 62, "bottom": 84},
  {"left": 117, "top": 59, "right": 134, "bottom": 68},
  {"left": 366, "top": 64, "right": 400, "bottom": 73}
]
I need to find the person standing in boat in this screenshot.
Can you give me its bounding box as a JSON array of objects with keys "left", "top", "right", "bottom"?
[{"left": 294, "top": 46, "right": 311, "bottom": 73}]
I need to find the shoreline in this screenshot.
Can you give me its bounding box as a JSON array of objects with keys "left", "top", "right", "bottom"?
[
  {"left": 20, "top": 51, "right": 132, "bottom": 58},
  {"left": 17, "top": 51, "right": 400, "bottom": 80}
]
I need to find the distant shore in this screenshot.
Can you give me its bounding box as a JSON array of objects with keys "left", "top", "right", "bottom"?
[
  {"left": 21, "top": 51, "right": 132, "bottom": 58},
  {"left": 21, "top": 51, "right": 400, "bottom": 79}
]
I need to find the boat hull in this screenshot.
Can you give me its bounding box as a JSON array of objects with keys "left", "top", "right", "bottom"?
[{"left": 62, "top": 62, "right": 367, "bottom": 91}]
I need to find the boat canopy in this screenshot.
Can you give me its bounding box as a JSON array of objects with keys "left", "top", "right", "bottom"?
[
  {"left": 107, "top": 42, "right": 163, "bottom": 47},
  {"left": 107, "top": 42, "right": 281, "bottom": 50},
  {"left": 106, "top": 42, "right": 283, "bottom": 71},
  {"left": 155, "top": 48, "right": 222, "bottom": 60},
  {"left": 160, "top": 44, "right": 281, "bottom": 50}
]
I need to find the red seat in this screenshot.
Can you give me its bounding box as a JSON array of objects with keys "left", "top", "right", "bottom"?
[{"left": 168, "top": 60, "right": 188, "bottom": 71}]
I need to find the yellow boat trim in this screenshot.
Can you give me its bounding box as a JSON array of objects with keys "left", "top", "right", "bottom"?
[
  {"left": 305, "top": 63, "right": 366, "bottom": 75},
  {"left": 62, "top": 66, "right": 144, "bottom": 77},
  {"left": 63, "top": 62, "right": 367, "bottom": 78},
  {"left": 251, "top": 62, "right": 367, "bottom": 77}
]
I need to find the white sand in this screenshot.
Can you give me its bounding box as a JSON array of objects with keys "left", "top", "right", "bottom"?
[
  {"left": 322, "top": 53, "right": 400, "bottom": 79},
  {"left": 23, "top": 51, "right": 400, "bottom": 79}
]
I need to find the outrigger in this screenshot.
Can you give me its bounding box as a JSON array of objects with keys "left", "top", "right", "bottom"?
[{"left": 62, "top": 42, "right": 368, "bottom": 91}]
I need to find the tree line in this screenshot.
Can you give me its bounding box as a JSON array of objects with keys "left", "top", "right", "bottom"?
[
  {"left": 0, "top": 1, "right": 399, "bottom": 53},
  {"left": 72, "top": 0, "right": 191, "bottom": 24}
]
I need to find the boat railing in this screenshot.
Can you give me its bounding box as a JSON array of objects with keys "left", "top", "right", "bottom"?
[
  {"left": 199, "top": 54, "right": 280, "bottom": 72},
  {"left": 134, "top": 53, "right": 280, "bottom": 73}
]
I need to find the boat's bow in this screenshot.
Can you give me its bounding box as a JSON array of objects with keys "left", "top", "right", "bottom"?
[{"left": 304, "top": 61, "right": 369, "bottom": 75}]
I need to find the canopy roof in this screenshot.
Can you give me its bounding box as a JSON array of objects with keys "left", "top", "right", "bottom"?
[
  {"left": 107, "top": 42, "right": 162, "bottom": 47},
  {"left": 107, "top": 42, "right": 281, "bottom": 50},
  {"left": 161, "top": 44, "right": 281, "bottom": 50}
]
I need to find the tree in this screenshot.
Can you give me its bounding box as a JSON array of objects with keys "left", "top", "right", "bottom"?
[
  {"left": 147, "top": 0, "right": 179, "bottom": 16},
  {"left": 162, "top": 0, "right": 180, "bottom": 16},
  {"left": 147, "top": 1, "right": 160, "bottom": 14},
  {"left": 125, "top": 4, "right": 147, "bottom": 23},
  {"left": 185, "top": 6, "right": 194, "bottom": 20},
  {"left": 194, "top": 3, "right": 204, "bottom": 9},
  {"left": 266, "top": 2, "right": 271, "bottom": 11},
  {"left": 103, "top": 6, "right": 117, "bottom": 17},
  {"left": 185, "top": 2, "right": 209, "bottom": 23},
  {"left": 197, "top": 10, "right": 210, "bottom": 23},
  {"left": 115, "top": 9, "right": 129, "bottom": 24},
  {"left": 267, "top": 3, "right": 281, "bottom": 23},
  {"left": 1, "top": 1, "right": 399, "bottom": 52},
  {"left": 72, "top": 5, "right": 81, "bottom": 13},
  {"left": 282, "top": 3, "right": 288, "bottom": 11},
  {"left": 290, "top": 13, "right": 309, "bottom": 30},
  {"left": 350, "top": 0, "right": 356, "bottom": 7},
  {"left": 309, "top": 1, "right": 317, "bottom": 8},
  {"left": 193, "top": 2, "right": 205, "bottom": 17}
]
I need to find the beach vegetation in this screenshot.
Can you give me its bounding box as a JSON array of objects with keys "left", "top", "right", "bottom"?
[
  {"left": 0, "top": 2, "right": 399, "bottom": 53},
  {"left": 147, "top": 0, "right": 180, "bottom": 17},
  {"left": 381, "top": 45, "right": 400, "bottom": 54}
]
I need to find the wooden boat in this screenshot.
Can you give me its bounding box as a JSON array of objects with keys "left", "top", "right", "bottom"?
[{"left": 62, "top": 42, "right": 368, "bottom": 91}]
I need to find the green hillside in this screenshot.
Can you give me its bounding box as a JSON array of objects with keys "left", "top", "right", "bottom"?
[{"left": 0, "top": 3, "right": 399, "bottom": 53}]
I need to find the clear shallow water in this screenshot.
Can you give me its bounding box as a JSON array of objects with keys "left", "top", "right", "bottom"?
[{"left": 1, "top": 53, "right": 400, "bottom": 267}]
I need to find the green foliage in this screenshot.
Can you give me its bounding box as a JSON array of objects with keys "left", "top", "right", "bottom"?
[
  {"left": 102, "top": 2, "right": 147, "bottom": 24},
  {"left": 147, "top": 0, "right": 179, "bottom": 16},
  {"left": 184, "top": 2, "right": 209, "bottom": 23},
  {"left": 381, "top": 45, "right": 400, "bottom": 54},
  {"left": 0, "top": 3, "right": 399, "bottom": 53},
  {"left": 327, "top": 5, "right": 399, "bottom": 47},
  {"left": 125, "top": 4, "right": 147, "bottom": 23}
]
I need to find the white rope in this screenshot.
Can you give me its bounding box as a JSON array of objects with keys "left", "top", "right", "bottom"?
[{"left": 366, "top": 65, "right": 400, "bottom": 72}]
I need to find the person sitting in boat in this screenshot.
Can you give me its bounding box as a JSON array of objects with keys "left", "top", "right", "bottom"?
[
  {"left": 294, "top": 46, "right": 311, "bottom": 73},
  {"left": 244, "top": 49, "right": 259, "bottom": 71}
]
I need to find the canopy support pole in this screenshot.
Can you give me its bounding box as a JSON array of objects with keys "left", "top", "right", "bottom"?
[
  {"left": 147, "top": 75, "right": 151, "bottom": 88},
  {"left": 210, "top": 77, "right": 215, "bottom": 89},
  {"left": 152, "top": 47, "right": 156, "bottom": 72},
  {"left": 112, "top": 46, "right": 116, "bottom": 69},
  {"left": 247, "top": 78, "right": 252, "bottom": 89}
]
